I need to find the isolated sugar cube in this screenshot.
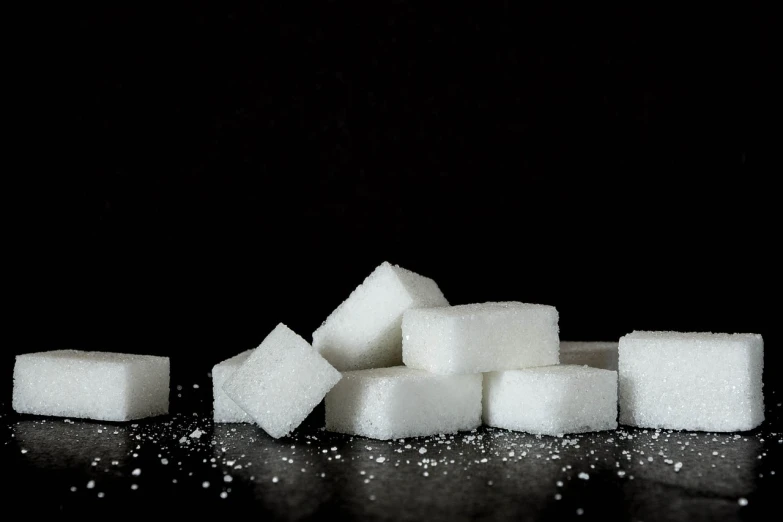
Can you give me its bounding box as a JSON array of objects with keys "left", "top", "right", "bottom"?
[
  {"left": 312, "top": 261, "right": 448, "bottom": 371},
  {"left": 402, "top": 302, "right": 559, "bottom": 374},
  {"left": 483, "top": 365, "right": 618, "bottom": 435},
  {"left": 13, "top": 350, "right": 170, "bottom": 422},
  {"left": 560, "top": 341, "right": 619, "bottom": 371},
  {"left": 619, "top": 331, "right": 764, "bottom": 432},
  {"left": 325, "top": 367, "right": 482, "bottom": 440},
  {"left": 212, "top": 350, "right": 252, "bottom": 423},
  {"left": 223, "top": 323, "right": 341, "bottom": 438}
]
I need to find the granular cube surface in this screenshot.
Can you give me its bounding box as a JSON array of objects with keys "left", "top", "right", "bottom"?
[
  {"left": 224, "top": 323, "right": 341, "bottom": 439},
  {"left": 402, "top": 302, "right": 559, "bottom": 374},
  {"left": 325, "top": 366, "right": 482, "bottom": 439},
  {"left": 212, "top": 350, "right": 252, "bottom": 423},
  {"left": 619, "top": 331, "right": 764, "bottom": 432},
  {"left": 13, "top": 350, "right": 170, "bottom": 422},
  {"left": 312, "top": 261, "right": 448, "bottom": 371},
  {"left": 483, "top": 365, "right": 617, "bottom": 435},
  {"left": 560, "top": 341, "right": 619, "bottom": 371}
]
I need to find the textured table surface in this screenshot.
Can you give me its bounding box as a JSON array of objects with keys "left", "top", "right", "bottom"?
[{"left": 3, "top": 377, "right": 781, "bottom": 520}]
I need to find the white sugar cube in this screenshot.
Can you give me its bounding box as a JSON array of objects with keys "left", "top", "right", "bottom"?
[
  {"left": 402, "top": 302, "right": 559, "bottom": 374},
  {"left": 560, "top": 341, "right": 619, "bottom": 371},
  {"left": 619, "top": 331, "right": 764, "bottom": 432},
  {"left": 13, "top": 350, "right": 169, "bottom": 422},
  {"left": 223, "top": 323, "right": 341, "bottom": 438},
  {"left": 312, "top": 261, "right": 448, "bottom": 371},
  {"left": 212, "top": 350, "right": 252, "bottom": 423},
  {"left": 325, "top": 367, "right": 482, "bottom": 440},
  {"left": 483, "top": 365, "right": 618, "bottom": 435}
]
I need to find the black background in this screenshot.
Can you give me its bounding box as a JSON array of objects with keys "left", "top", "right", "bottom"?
[{"left": 9, "top": 4, "right": 777, "bottom": 399}]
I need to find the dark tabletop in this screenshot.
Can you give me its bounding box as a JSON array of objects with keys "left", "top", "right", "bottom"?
[{"left": 3, "top": 375, "right": 781, "bottom": 520}]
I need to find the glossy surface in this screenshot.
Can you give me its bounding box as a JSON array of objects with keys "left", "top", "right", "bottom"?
[{"left": 3, "top": 376, "right": 781, "bottom": 519}]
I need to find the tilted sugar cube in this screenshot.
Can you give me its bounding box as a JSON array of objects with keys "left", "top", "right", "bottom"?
[
  {"left": 402, "top": 302, "right": 559, "bottom": 374},
  {"left": 212, "top": 350, "right": 252, "bottom": 423},
  {"left": 483, "top": 365, "right": 618, "bottom": 435},
  {"left": 223, "top": 323, "right": 341, "bottom": 438},
  {"left": 325, "top": 366, "right": 482, "bottom": 440},
  {"left": 13, "top": 350, "right": 169, "bottom": 422},
  {"left": 312, "top": 261, "right": 448, "bottom": 371},
  {"left": 619, "top": 331, "right": 764, "bottom": 432},
  {"left": 560, "top": 341, "right": 619, "bottom": 371}
]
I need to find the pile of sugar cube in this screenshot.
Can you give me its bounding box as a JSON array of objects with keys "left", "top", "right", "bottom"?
[{"left": 12, "top": 262, "right": 764, "bottom": 439}]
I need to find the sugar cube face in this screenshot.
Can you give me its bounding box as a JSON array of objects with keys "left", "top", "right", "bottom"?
[
  {"left": 619, "top": 331, "right": 764, "bottom": 432},
  {"left": 560, "top": 341, "right": 619, "bottom": 371},
  {"left": 224, "top": 323, "right": 341, "bottom": 438},
  {"left": 13, "top": 350, "right": 170, "bottom": 422},
  {"left": 325, "top": 367, "right": 482, "bottom": 440},
  {"left": 212, "top": 350, "right": 253, "bottom": 423},
  {"left": 312, "top": 261, "right": 449, "bottom": 371},
  {"left": 402, "top": 302, "right": 559, "bottom": 374},
  {"left": 483, "top": 365, "right": 618, "bottom": 435}
]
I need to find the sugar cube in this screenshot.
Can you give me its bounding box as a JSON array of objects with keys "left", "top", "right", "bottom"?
[
  {"left": 619, "top": 331, "right": 764, "bottom": 432},
  {"left": 325, "top": 366, "right": 482, "bottom": 439},
  {"left": 483, "top": 365, "right": 618, "bottom": 435},
  {"left": 402, "top": 302, "right": 559, "bottom": 374},
  {"left": 560, "top": 341, "right": 619, "bottom": 371},
  {"left": 212, "top": 350, "right": 252, "bottom": 423},
  {"left": 312, "top": 261, "right": 448, "bottom": 371},
  {"left": 223, "top": 323, "right": 341, "bottom": 438},
  {"left": 13, "top": 350, "right": 169, "bottom": 422}
]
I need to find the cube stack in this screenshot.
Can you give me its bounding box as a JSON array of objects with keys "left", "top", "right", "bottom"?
[
  {"left": 315, "top": 263, "right": 621, "bottom": 439},
  {"left": 211, "top": 262, "right": 624, "bottom": 439},
  {"left": 12, "top": 262, "right": 764, "bottom": 439}
]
